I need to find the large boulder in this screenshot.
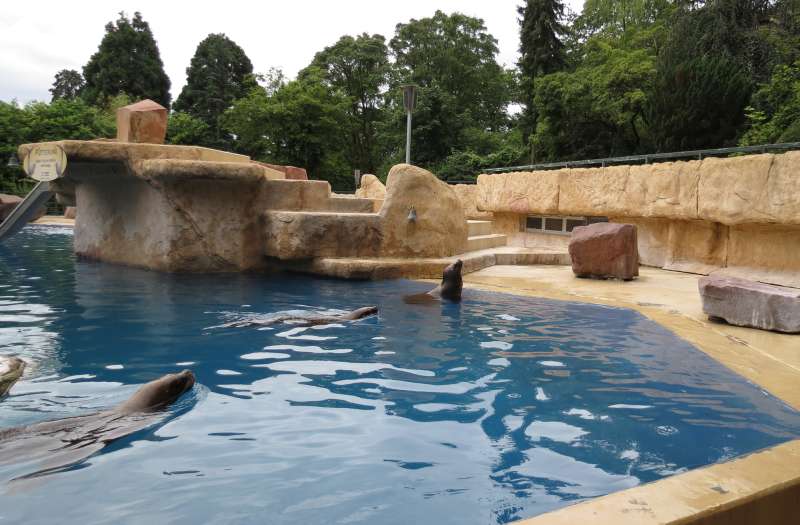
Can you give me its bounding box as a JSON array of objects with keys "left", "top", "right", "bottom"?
[
  {"left": 569, "top": 222, "right": 639, "bottom": 280},
  {"left": 117, "top": 99, "right": 168, "bottom": 144},
  {"left": 698, "top": 275, "right": 800, "bottom": 333},
  {"left": 355, "top": 174, "right": 386, "bottom": 200},
  {"left": 380, "top": 164, "right": 468, "bottom": 257},
  {"left": 0, "top": 193, "right": 22, "bottom": 222}
]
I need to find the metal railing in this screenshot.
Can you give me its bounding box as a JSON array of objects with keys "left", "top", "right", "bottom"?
[{"left": 482, "top": 142, "right": 800, "bottom": 174}]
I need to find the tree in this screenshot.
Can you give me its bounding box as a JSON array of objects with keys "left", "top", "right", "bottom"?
[
  {"left": 740, "top": 59, "right": 800, "bottom": 145},
  {"left": 82, "top": 12, "right": 171, "bottom": 108},
  {"left": 518, "top": 0, "right": 566, "bottom": 141},
  {"left": 166, "top": 112, "right": 213, "bottom": 146},
  {"left": 647, "top": 53, "right": 752, "bottom": 150},
  {"left": 0, "top": 99, "right": 115, "bottom": 194},
  {"left": 390, "top": 10, "right": 511, "bottom": 131},
  {"left": 223, "top": 69, "right": 351, "bottom": 190},
  {"left": 302, "top": 33, "right": 389, "bottom": 174},
  {"left": 50, "top": 69, "right": 84, "bottom": 101},
  {"left": 173, "top": 34, "right": 255, "bottom": 147}
]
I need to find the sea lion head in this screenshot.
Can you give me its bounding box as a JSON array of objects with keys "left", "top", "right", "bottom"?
[
  {"left": 347, "top": 306, "right": 379, "bottom": 320},
  {"left": 440, "top": 259, "right": 463, "bottom": 302},
  {"left": 116, "top": 370, "right": 195, "bottom": 414}
]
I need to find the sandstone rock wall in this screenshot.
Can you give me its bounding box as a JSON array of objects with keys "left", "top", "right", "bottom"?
[
  {"left": 452, "top": 184, "right": 493, "bottom": 220},
  {"left": 477, "top": 152, "right": 799, "bottom": 225},
  {"left": 476, "top": 151, "right": 800, "bottom": 287}
]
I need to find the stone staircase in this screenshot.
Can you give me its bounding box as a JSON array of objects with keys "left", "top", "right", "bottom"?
[{"left": 466, "top": 220, "right": 506, "bottom": 252}]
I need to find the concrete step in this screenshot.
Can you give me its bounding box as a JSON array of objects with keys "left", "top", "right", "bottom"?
[
  {"left": 326, "top": 197, "right": 375, "bottom": 213},
  {"left": 467, "top": 234, "right": 507, "bottom": 252},
  {"left": 467, "top": 220, "right": 493, "bottom": 237}
]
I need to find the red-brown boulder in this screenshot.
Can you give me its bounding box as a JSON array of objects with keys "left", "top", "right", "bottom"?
[
  {"left": 0, "top": 193, "right": 22, "bottom": 222},
  {"left": 260, "top": 163, "right": 308, "bottom": 180},
  {"left": 699, "top": 275, "right": 800, "bottom": 333},
  {"left": 568, "top": 222, "right": 639, "bottom": 280},
  {"left": 116, "top": 99, "right": 167, "bottom": 144}
]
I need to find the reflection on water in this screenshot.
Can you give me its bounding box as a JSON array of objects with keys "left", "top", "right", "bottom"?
[{"left": 0, "top": 225, "right": 799, "bottom": 524}]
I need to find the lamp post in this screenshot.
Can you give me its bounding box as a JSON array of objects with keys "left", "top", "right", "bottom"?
[{"left": 401, "top": 84, "right": 417, "bottom": 164}]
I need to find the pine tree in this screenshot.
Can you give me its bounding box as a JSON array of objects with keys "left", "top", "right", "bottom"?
[
  {"left": 82, "top": 12, "right": 171, "bottom": 108},
  {"left": 173, "top": 34, "right": 254, "bottom": 146},
  {"left": 49, "top": 69, "right": 84, "bottom": 101},
  {"left": 518, "top": 0, "right": 566, "bottom": 143}
]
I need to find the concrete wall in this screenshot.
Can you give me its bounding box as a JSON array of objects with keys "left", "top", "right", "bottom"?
[{"left": 476, "top": 152, "right": 800, "bottom": 287}]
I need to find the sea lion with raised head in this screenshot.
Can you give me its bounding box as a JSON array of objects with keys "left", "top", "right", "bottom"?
[
  {"left": 218, "top": 306, "right": 378, "bottom": 329},
  {"left": 0, "top": 370, "right": 195, "bottom": 481},
  {"left": 404, "top": 260, "right": 463, "bottom": 304},
  {"left": 0, "top": 356, "right": 25, "bottom": 398}
]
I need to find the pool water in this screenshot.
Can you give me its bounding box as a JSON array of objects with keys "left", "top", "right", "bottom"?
[{"left": 1, "top": 226, "right": 799, "bottom": 524}]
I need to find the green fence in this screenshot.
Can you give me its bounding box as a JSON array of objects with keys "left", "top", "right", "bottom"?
[{"left": 481, "top": 142, "right": 800, "bottom": 175}]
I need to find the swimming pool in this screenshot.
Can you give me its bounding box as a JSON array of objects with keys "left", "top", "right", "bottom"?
[{"left": 1, "top": 226, "right": 799, "bottom": 524}]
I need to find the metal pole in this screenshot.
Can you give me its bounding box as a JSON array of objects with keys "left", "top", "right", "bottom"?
[{"left": 405, "top": 110, "right": 412, "bottom": 164}]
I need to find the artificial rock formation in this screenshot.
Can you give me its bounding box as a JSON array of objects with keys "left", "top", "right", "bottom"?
[
  {"left": 568, "top": 223, "right": 639, "bottom": 280},
  {"left": 0, "top": 194, "right": 22, "bottom": 222},
  {"left": 475, "top": 151, "right": 800, "bottom": 287},
  {"left": 355, "top": 174, "right": 386, "bottom": 200},
  {"left": 116, "top": 99, "right": 168, "bottom": 144},
  {"left": 263, "top": 164, "right": 468, "bottom": 261},
  {"left": 699, "top": 275, "right": 800, "bottom": 333},
  {"left": 452, "top": 184, "right": 492, "bottom": 219},
  {"left": 18, "top": 139, "right": 467, "bottom": 273}
]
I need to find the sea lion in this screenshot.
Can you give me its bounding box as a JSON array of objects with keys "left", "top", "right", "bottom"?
[
  {"left": 0, "top": 370, "right": 195, "bottom": 481},
  {"left": 0, "top": 357, "right": 25, "bottom": 398},
  {"left": 404, "top": 259, "right": 463, "bottom": 304},
  {"left": 218, "top": 306, "right": 378, "bottom": 329}
]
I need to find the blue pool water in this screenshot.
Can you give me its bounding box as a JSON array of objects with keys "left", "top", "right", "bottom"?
[{"left": 1, "top": 226, "right": 799, "bottom": 524}]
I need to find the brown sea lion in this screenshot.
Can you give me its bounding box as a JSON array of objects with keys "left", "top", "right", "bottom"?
[
  {"left": 404, "top": 260, "right": 464, "bottom": 304},
  {"left": 0, "top": 357, "right": 25, "bottom": 398},
  {"left": 219, "top": 306, "right": 378, "bottom": 329},
  {"left": 0, "top": 370, "right": 195, "bottom": 481}
]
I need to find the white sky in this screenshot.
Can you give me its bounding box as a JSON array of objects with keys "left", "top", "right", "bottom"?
[{"left": 0, "top": 0, "right": 584, "bottom": 104}]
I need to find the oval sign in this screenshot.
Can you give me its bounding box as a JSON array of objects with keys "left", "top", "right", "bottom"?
[{"left": 23, "top": 144, "right": 68, "bottom": 182}]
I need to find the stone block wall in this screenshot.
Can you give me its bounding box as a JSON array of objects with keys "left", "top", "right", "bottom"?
[{"left": 476, "top": 152, "right": 800, "bottom": 287}]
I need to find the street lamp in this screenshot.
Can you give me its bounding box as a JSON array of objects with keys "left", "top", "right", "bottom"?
[{"left": 401, "top": 84, "right": 418, "bottom": 164}]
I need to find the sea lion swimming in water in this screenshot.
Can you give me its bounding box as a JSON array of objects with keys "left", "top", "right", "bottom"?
[
  {"left": 0, "top": 356, "right": 25, "bottom": 398},
  {"left": 218, "top": 306, "right": 378, "bottom": 329},
  {"left": 404, "top": 260, "right": 463, "bottom": 304},
  {"left": 0, "top": 370, "right": 195, "bottom": 481}
]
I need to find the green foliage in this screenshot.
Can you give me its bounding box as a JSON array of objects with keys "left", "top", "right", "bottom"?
[
  {"left": 223, "top": 69, "right": 351, "bottom": 190},
  {"left": 302, "top": 33, "right": 389, "bottom": 174},
  {"left": 166, "top": 112, "right": 213, "bottom": 146},
  {"left": 173, "top": 34, "right": 255, "bottom": 148},
  {"left": 390, "top": 10, "right": 511, "bottom": 131},
  {"left": 648, "top": 53, "right": 752, "bottom": 151},
  {"left": 82, "top": 12, "right": 171, "bottom": 108},
  {"left": 740, "top": 60, "right": 800, "bottom": 145},
  {"left": 517, "top": 0, "right": 566, "bottom": 140},
  {"left": 50, "top": 69, "right": 84, "bottom": 101},
  {"left": 531, "top": 24, "right": 659, "bottom": 160},
  {"left": 0, "top": 99, "right": 115, "bottom": 195}
]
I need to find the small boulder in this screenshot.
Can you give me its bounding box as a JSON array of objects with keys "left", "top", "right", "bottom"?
[
  {"left": 260, "top": 163, "right": 308, "bottom": 180},
  {"left": 0, "top": 193, "right": 22, "bottom": 222},
  {"left": 699, "top": 275, "right": 800, "bottom": 333},
  {"left": 117, "top": 99, "right": 167, "bottom": 144},
  {"left": 355, "top": 174, "right": 386, "bottom": 200},
  {"left": 569, "top": 222, "right": 639, "bottom": 280}
]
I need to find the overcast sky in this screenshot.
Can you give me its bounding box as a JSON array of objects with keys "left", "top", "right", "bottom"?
[{"left": 0, "top": 0, "right": 584, "bottom": 104}]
